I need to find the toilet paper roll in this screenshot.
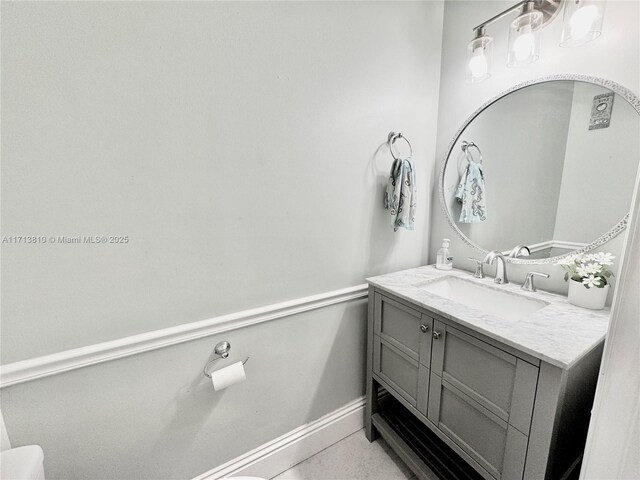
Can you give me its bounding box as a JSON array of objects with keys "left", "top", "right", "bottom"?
[{"left": 210, "top": 361, "right": 246, "bottom": 391}]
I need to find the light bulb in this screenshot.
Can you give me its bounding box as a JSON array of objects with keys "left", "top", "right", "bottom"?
[
  {"left": 468, "top": 47, "right": 488, "bottom": 78},
  {"left": 560, "top": 0, "right": 605, "bottom": 47},
  {"left": 513, "top": 25, "right": 535, "bottom": 62},
  {"left": 570, "top": 5, "right": 598, "bottom": 39},
  {"left": 466, "top": 32, "right": 492, "bottom": 83},
  {"left": 507, "top": 7, "right": 542, "bottom": 67}
]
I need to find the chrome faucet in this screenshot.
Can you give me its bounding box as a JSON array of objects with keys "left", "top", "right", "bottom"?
[
  {"left": 508, "top": 245, "right": 531, "bottom": 258},
  {"left": 484, "top": 250, "right": 508, "bottom": 284},
  {"left": 521, "top": 271, "right": 549, "bottom": 292},
  {"left": 468, "top": 257, "right": 485, "bottom": 278}
]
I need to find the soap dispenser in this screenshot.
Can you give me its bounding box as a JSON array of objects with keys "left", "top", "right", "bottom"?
[{"left": 436, "top": 238, "right": 453, "bottom": 270}]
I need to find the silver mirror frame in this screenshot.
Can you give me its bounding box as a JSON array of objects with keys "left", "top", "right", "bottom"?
[{"left": 439, "top": 74, "right": 640, "bottom": 265}]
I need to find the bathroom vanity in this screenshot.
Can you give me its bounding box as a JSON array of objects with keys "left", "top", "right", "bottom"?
[{"left": 365, "top": 266, "right": 610, "bottom": 480}]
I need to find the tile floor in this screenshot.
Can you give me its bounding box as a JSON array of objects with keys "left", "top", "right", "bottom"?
[
  {"left": 271, "top": 429, "right": 439, "bottom": 480},
  {"left": 270, "top": 428, "right": 583, "bottom": 480}
]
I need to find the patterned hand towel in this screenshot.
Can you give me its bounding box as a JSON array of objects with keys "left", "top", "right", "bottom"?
[
  {"left": 384, "top": 158, "right": 416, "bottom": 231},
  {"left": 454, "top": 161, "right": 486, "bottom": 223}
]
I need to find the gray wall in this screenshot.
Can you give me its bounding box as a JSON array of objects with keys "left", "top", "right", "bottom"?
[
  {"left": 0, "top": 2, "right": 444, "bottom": 479},
  {"left": 2, "top": 302, "right": 368, "bottom": 480},
  {"left": 1, "top": 1, "right": 443, "bottom": 363},
  {"left": 554, "top": 82, "right": 640, "bottom": 243},
  {"left": 430, "top": 0, "right": 640, "bottom": 296}
]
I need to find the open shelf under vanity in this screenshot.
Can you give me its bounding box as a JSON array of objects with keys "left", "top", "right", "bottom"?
[{"left": 373, "top": 392, "right": 483, "bottom": 480}]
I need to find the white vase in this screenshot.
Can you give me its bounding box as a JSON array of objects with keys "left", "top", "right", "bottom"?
[{"left": 568, "top": 279, "right": 610, "bottom": 310}]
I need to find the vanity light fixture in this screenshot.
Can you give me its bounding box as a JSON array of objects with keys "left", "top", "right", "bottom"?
[
  {"left": 560, "top": 0, "right": 606, "bottom": 47},
  {"left": 466, "top": 0, "right": 557, "bottom": 83},
  {"left": 466, "top": 0, "right": 606, "bottom": 83}
]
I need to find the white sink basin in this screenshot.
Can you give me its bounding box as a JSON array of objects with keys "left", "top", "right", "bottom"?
[{"left": 417, "top": 276, "right": 548, "bottom": 320}]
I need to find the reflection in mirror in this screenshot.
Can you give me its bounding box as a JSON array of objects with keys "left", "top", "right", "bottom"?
[{"left": 441, "top": 79, "right": 640, "bottom": 263}]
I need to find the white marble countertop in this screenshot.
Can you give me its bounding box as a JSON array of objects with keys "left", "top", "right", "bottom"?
[{"left": 367, "top": 265, "right": 610, "bottom": 369}]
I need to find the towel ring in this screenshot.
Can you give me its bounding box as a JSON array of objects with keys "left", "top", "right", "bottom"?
[
  {"left": 461, "top": 141, "right": 482, "bottom": 164},
  {"left": 203, "top": 341, "right": 250, "bottom": 378},
  {"left": 388, "top": 132, "right": 413, "bottom": 161}
]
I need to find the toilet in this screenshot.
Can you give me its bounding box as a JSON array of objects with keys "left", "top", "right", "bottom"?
[{"left": 0, "top": 445, "right": 45, "bottom": 480}]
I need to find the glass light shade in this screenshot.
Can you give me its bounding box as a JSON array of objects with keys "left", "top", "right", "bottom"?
[
  {"left": 507, "top": 9, "right": 543, "bottom": 67},
  {"left": 560, "top": 0, "right": 606, "bottom": 47},
  {"left": 466, "top": 35, "right": 493, "bottom": 84}
]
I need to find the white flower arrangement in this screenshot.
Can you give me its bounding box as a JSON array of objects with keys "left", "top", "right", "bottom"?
[{"left": 556, "top": 252, "right": 615, "bottom": 289}]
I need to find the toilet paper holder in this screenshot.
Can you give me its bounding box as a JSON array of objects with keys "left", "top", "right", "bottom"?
[{"left": 203, "top": 341, "right": 249, "bottom": 378}]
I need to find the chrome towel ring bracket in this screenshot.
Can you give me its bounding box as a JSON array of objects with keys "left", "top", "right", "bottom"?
[
  {"left": 461, "top": 140, "right": 483, "bottom": 164},
  {"left": 388, "top": 132, "right": 413, "bottom": 160},
  {"left": 203, "top": 341, "right": 250, "bottom": 378}
]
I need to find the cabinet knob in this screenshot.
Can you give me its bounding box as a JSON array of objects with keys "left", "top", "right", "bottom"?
[
  {"left": 432, "top": 331, "right": 441, "bottom": 340},
  {"left": 420, "top": 324, "right": 429, "bottom": 333}
]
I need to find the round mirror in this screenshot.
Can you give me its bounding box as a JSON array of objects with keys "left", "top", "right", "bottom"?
[{"left": 439, "top": 75, "right": 640, "bottom": 264}]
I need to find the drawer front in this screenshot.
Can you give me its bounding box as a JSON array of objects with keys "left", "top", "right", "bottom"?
[
  {"left": 431, "top": 320, "right": 538, "bottom": 433},
  {"left": 428, "top": 373, "right": 528, "bottom": 480},
  {"left": 373, "top": 336, "right": 429, "bottom": 414},
  {"left": 374, "top": 293, "right": 433, "bottom": 365}
]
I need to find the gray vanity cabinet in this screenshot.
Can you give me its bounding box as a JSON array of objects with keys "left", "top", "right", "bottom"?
[
  {"left": 428, "top": 320, "right": 538, "bottom": 479},
  {"left": 372, "top": 293, "right": 432, "bottom": 414},
  {"left": 365, "top": 287, "right": 604, "bottom": 480},
  {"left": 369, "top": 292, "right": 539, "bottom": 479}
]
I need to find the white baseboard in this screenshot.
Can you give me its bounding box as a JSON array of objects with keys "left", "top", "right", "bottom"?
[{"left": 192, "top": 397, "right": 366, "bottom": 480}]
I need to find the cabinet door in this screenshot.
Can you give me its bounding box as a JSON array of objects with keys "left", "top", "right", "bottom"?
[
  {"left": 373, "top": 337, "right": 429, "bottom": 414},
  {"left": 430, "top": 321, "right": 539, "bottom": 433},
  {"left": 428, "top": 373, "right": 528, "bottom": 480},
  {"left": 428, "top": 320, "right": 539, "bottom": 479},
  {"left": 373, "top": 293, "right": 432, "bottom": 366},
  {"left": 372, "top": 294, "right": 433, "bottom": 415}
]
